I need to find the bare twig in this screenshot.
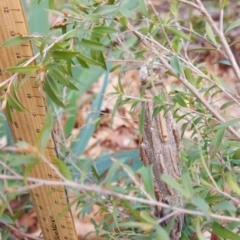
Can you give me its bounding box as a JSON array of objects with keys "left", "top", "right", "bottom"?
[
  {"left": 1, "top": 174, "right": 240, "bottom": 223},
  {"left": 0, "top": 27, "right": 81, "bottom": 89},
  {"left": 126, "top": 24, "right": 240, "bottom": 139},
  {"left": 219, "top": 0, "right": 224, "bottom": 33},
  {"left": 127, "top": 23, "right": 240, "bottom": 108},
  {"left": 185, "top": 0, "right": 240, "bottom": 82},
  {"left": 148, "top": 0, "right": 173, "bottom": 51},
  {"left": 158, "top": 56, "right": 240, "bottom": 139},
  {"left": 110, "top": 157, "right": 153, "bottom": 201},
  {"left": 0, "top": 219, "right": 42, "bottom": 240}
]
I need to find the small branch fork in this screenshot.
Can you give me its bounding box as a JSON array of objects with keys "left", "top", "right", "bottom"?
[
  {"left": 124, "top": 3, "right": 240, "bottom": 140},
  {"left": 180, "top": 0, "right": 240, "bottom": 82}
]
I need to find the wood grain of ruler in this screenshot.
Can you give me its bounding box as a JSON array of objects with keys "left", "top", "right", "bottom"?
[{"left": 0, "top": 1, "right": 77, "bottom": 239}]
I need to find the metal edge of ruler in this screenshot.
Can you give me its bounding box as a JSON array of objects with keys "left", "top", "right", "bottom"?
[{"left": 0, "top": 1, "right": 77, "bottom": 239}]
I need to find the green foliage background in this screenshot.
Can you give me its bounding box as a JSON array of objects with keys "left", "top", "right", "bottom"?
[{"left": 1, "top": 0, "right": 240, "bottom": 239}]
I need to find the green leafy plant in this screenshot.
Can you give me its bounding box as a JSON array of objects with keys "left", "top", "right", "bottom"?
[{"left": 2, "top": 0, "right": 240, "bottom": 239}]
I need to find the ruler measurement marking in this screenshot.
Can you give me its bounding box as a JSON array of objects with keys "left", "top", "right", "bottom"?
[
  {"left": 27, "top": 93, "right": 41, "bottom": 98},
  {"left": 46, "top": 146, "right": 55, "bottom": 149}
]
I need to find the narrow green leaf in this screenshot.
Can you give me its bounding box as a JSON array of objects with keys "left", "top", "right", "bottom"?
[
  {"left": 63, "top": 28, "right": 77, "bottom": 40},
  {"left": 225, "top": 172, "right": 240, "bottom": 197},
  {"left": 117, "top": 71, "right": 124, "bottom": 94},
  {"left": 1, "top": 229, "right": 11, "bottom": 240},
  {"left": 77, "top": 53, "right": 104, "bottom": 67},
  {"left": 83, "top": 13, "right": 101, "bottom": 24},
  {"left": 213, "top": 118, "right": 240, "bottom": 130},
  {"left": 7, "top": 94, "right": 23, "bottom": 112},
  {"left": 230, "top": 39, "right": 240, "bottom": 46},
  {"left": 95, "top": 51, "right": 107, "bottom": 70},
  {"left": 192, "top": 197, "right": 210, "bottom": 217},
  {"left": 47, "top": 74, "right": 61, "bottom": 96},
  {"left": 195, "top": 219, "right": 206, "bottom": 240},
  {"left": 118, "top": 16, "right": 128, "bottom": 28},
  {"left": 192, "top": 116, "right": 202, "bottom": 128},
  {"left": 166, "top": 27, "right": 190, "bottom": 41},
  {"left": 24, "top": 161, "right": 39, "bottom": 184},
  {"left": 93, "top": 26, "right": 118, "bottom": 34},
  {"left": 220, "top": 101, "right": 235, "bottom": 110},
  {"left": 40, "top": 31, "right": 56, "bottom": 55},
  {"left": 212, "top": 200, "right": 236, "bottom": 212},
  {"left": 170, "top": 55, "right": 181, "bottom": 77},
  {"left": 212, "top": 222, "right": 240, "bottom": 240},
  {"left": 81, "top": 38, "right": 106, "bottom": 51},
  {"left": 161, "top": 174, "right": 190, "bottom": 198},
  {"left": 205, "top": 195, "right": 224, "bottom": 204},
  {"left": 49, "top": 68, "right": 69, "bottom": 85},
  {"left": 76, "top": 56, "right": 89, "bottom": 68},
  {"left": 180, "top": 232, "right": 191, "bottom": 240},
  {"left": 65, "top": 80, "right": 79, "bottom": 91},
  {"left": 155, "top": 225, "right": 170, "bottom": 240},
  {"left": 44, "top": 77, "right": 65, "bottom": 108},
  {"left": 0, "top": 214, "right": 14, "bottom": 224},
  {"left": 5, "top": 101, "right": 13, "bottom": 123},
  {"left": 94, "top": 150, "right": 141, "bottom": 177},
  {"left": 153, "top": 96, "right": 164, "bottom": 105},
  {"left": 7, "top": 154, "right": 38, "bottom": 167},
  {"left": 182, "top": 172, "right": 193, "bottom": 197},
  {"left": 1, "top": 36, "right": 33, "bottom": 47},
  {"left": 51, "top": 50, "right": 78, "bottom": 59},
  {"left": 53, "top": 158, "right": 72, "bottom": 180},
  {"left": 14, "top": 72, "right": 31, "bottom": 90},
  {"left": 93, "top": 5, "right": 119, "bottom": 15},
  {"left": 214, "top": 59, "right": 231, "bottom": 66},
  {"left": 70, "top": 67, "right": 109, "bottom": 156},
  {"left": 112, "top": 201, "right": 118, "bottom": 228},
  {"left": 12, "top": 82, "right": 26, "bottom": 110},
  {"left": 49, "top": 67, "right": 78, "bottom": 90},
  {"left": 140, "top": 211, "right": 156, "bottom": 225},
  {"left": 225, "top": 18, "right": 240, "bottom": 33},
  {"left": 206, "top": 22, "right": 218, "bottom": 46},
  {"left": 210, "top": 127, "right": 225, "bottom": 157},
  {"left": 36, "top": 107, "right": 53, "bottom": 152},
  {"left": 232, "top": 148, "right": 240, "bottom": 160},
  {"left": 152, "top": 106, "right": 164, "bottom": 117},
  {"left": 138, "top": 0, "right": 148, "bottom": 17},
  {"left": 138, "top": 165, "right": 155, "bottom": 198},
  {"left": 5, "top": 65, "right": 39, "bottom": 73},
  {"left": 64, "top": 67, "right": 105, "bottom": 135},
  {"left": 211, "top": 74, "right": 225, "bottom": 88},
  {"left": 174, "top": 94, "right": 187, "bottom": 107},
  {"left": 104, "top": 161, "right": 121, "bottom": 187},
  {"left": 111, "top": 95, "right": 122, "bottom": 126}
]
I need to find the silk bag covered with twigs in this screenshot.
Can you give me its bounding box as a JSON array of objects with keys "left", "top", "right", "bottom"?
[{"left": 139, "top": 64, "right": 184, "bottom": 240}]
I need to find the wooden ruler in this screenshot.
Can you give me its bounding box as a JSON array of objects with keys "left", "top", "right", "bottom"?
[{"left": 0, "top": 1, "right": 77, "bottom": 239}]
